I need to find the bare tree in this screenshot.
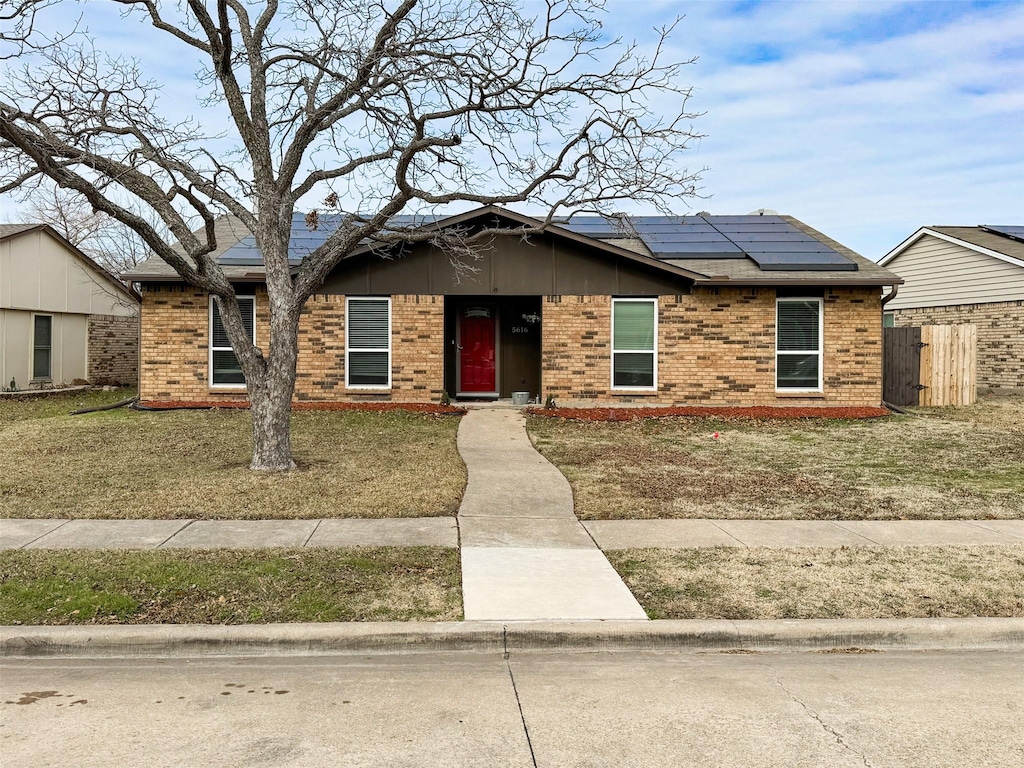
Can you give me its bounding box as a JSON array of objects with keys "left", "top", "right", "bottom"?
[
  {"left": 11, "top": 183, "right": 157, "bottom": 273},
  {"left": 0, "top": 0, "right": 703, "bottom": 471}
]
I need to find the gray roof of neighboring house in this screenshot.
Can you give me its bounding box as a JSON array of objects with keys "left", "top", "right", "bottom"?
[
  {"left": 0, "top": 223, "right": 45, "bottom": 239},
  {"left": 121, "top": 215, "right": 263, "bottom": 281},
  {"left": 123, "top": 207, "right": 902, "bottom": 286},
  {"left": 929, "top": 226, "right": 1024, "bottom": 264}
]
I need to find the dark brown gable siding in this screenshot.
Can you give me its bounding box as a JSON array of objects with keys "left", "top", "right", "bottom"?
[{"left": 320, "top": 234, "right": 693, "bottom": 296}]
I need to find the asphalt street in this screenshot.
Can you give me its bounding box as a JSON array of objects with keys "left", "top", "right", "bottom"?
[{"left": 2, "top": 649, "right": 1021, "bottom": 767}]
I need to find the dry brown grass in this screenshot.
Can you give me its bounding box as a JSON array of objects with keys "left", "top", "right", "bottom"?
[
  {"left": 0, "top": 547, "right": 462, "bottom": 624},
  {"left": 608, "top": 545, "right": 1024, "bottom": 620},
  {"left": 0, "top": 396, "right": 466, "bottom": 519},
  {"left": 527, "top": 392, "right": 1024, "bottom": 520}
]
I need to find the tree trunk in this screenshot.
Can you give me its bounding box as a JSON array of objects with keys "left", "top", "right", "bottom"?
[
  {"left": 249, "top": 370, "right": 297, "bottom": 471},
  {"left": 246, "top": 302, "right": 301, "bottom": 472}
]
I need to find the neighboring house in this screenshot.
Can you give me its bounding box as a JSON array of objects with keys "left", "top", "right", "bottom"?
[
  {"left": 0, "top": 224, "right": 140, "bottom": 389},
  {"left": 880, "top": 225, "right": 1024, "bottom": 390},
  {"left": 123, "top": 206, "right": 901, "bottom": 407}
]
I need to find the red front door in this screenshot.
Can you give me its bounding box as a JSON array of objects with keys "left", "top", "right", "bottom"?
[{"left": 459, "top": 307, "right": 496, "bottom": 393}]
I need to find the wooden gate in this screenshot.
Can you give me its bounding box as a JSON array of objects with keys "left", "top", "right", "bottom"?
[
  {"left": 883, "top": 327, "right": 922, "bottom": 406},
  {"left": 883, "top": 324, "right": 977, "bottom": 407}
]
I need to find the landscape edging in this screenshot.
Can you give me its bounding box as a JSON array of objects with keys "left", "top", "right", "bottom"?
[{"left": 2, "top": 617, "right": 1021, "bottom": 658}]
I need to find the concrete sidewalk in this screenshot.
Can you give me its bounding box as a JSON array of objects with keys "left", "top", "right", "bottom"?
[
  {"left": 0, "top": 517, "right": 458, "bottom": 550},
  {"left": 456, "top": 408, "right": 647, "bottom": 621},
  {"left": 583, "top": 518, "right": 1024, "bottom": 549},
  {"left": 3, "top": 516, "right": 1021, "bottom": 551}
]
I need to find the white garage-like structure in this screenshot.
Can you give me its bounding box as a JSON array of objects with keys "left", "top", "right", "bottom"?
[{"left": 0, "top": 224, "right": 140, "bottom": 389}]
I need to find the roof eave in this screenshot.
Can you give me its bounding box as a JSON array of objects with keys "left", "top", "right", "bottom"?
[{"left": 695, "top": 277, "right": 904, "bottom": 287}]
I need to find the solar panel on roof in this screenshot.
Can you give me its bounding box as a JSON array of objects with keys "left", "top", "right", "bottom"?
[
  {"left": 708, "top": 222, "right": 800, "bottom": 233},
  {"left": 558, "top": 218, "right": 622, "bottom": 237},
  {"left": 644, "top": 234, "right": 734, "bottom": 244},
  {"left": 723, "top": 232, "right": 820, "bottom": 243},
  {"left": 703, "top": 215, "right": 785, "bottom": 225},
  {"left": 217, "top": 211, "right": 859, "bottom": 272},
  {"left": 748, "top": 252, "right": 857, "bottom": 271},
  {"left": 742, "top": 241, "right": 840, "bottom": 253},
  {"left": 648, "top": 242, "right": 744, "bottom": 254},
  {"left": 981, "top": 225, "right": 1024, "bottom": 243}
]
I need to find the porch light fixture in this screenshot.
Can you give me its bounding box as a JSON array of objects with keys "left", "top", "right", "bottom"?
[{"left": 521, "top": 313, "right": 541, "bottom": 324}]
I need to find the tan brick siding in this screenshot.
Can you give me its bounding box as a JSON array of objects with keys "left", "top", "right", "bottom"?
[
  {"left": 87, "top": 313, "right": 139, "bottom": 386},
  {"left": 391, "top": 295, "right": 445, "bottom": 401},
  {"left": 140, "top": 286, "right": 443, "bottom": 403},
  {"left": 140, "top": 285, "right": 883, "bottom": 406},
  {"left": 892, "top": 300, "right": 1024, "bottom": 389},
  {"left": 294, "top": 294, "right": 444, "bottom": 402},
  {"left": 541, "top": 287, "right": 882, "bottom": 406}
]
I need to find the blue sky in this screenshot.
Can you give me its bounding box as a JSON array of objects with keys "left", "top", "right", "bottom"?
[
  {"left": 617, "top": 0, "right": 1024, "bottom": 258},
  {"left": 2, "top": 0, "right": 1021, "bottom": 261}
]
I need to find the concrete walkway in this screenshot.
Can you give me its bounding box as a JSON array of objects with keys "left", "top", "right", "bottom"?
[{"left": 456, "top": 408, "right": 647, "bottom": 621}]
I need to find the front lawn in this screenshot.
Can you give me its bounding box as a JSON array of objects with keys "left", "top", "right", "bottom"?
[
  {"left": 0, "top": 392, "right": 466, "bottom": 519},
  {"left": 527, "top": 393, "right": 1024, "bottom": 520},
  {"left": 0, "top": 547, "right": 462, "bottom": 624},
  {"left": 608, "top": 546, "right": 1024, "bottom": 620}
]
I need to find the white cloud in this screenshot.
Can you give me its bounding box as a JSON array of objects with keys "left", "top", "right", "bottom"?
[
  {"left": 3, "top": 0, "right": 1021, "bottom": 261},
  {"left": 634, "top": 0, "right": 1024, "bottom": 257}
]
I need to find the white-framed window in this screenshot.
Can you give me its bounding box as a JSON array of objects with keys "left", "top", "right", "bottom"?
[
  {"left": 346, "top": 297, "right": 391, "bottom": 389},
  {"left": 883, "top": 312, "right": 895, "bottom": 328},
  {"left": 611, "top": 297, "right": 658, "bottom": 390},
  {"left": 209, "top": 295, "right": 256, "bottom": 388},
  {"left": 32, "top": 314, "right": 53, "bottom": 380},
  {"left": 776, "top": 297, "right": 823, "bottom": 391}
]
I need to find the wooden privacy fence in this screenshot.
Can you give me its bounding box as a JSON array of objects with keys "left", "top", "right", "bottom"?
[{"left": 883, "top": 324, "right": 977, "bottom": 407}]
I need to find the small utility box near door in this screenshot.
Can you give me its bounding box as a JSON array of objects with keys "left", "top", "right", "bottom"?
[{"left": 884, "top": 324, "right": 977, "bottom": 406}]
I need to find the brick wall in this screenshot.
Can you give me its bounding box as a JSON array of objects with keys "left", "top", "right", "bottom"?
[
  {"left": 140, "top": 286, "right": 443, "bottom": 403},
  {"left": 294, "top": 294, "right": 444, "bottom": 402},
  {"left": 892, "top": 300, "right": 1024, "bottom": 389},
  {"left": 87, "top": 313, "right": 139, "bottom": 386},
  {"left": 140, "top": 284, "right": 883, "bottom": 406},
  {"left": 541, "top": 287, "right": 882, "bottom": 406},
  {"left": 391, "top": 295, "right": 445, "bottom": 401}
]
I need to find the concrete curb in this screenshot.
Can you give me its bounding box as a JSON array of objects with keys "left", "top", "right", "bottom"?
[{"left": 2, "top": 617, "right": 1021, "bottom": 658}]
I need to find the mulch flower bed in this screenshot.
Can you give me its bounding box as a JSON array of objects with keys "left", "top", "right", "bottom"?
[
  {"left": 525, "top": 405, "right": 890, "bottom": 421},
  {"left": 138, "top": 400, "right": 467, "bottom": 415}
]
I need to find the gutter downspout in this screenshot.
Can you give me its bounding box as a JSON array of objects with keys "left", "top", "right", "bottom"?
[{"left": 881, "top": 284, "right": 899, "bottom": 306}]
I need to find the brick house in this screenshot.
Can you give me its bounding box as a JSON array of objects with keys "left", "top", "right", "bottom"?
[
  {"left": 123, "top": 207, "right": 901, "bottom": 407},
  {"left": 880, "top": 225, "right": 1024, "bottom": 390},
  {"left": 1, "top": 224, "right": 140, "bottom": 388}
]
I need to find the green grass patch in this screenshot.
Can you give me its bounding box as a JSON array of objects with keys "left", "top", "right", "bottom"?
[
  {"left": 0, "top": 391, "right": 467, "bottom": 519},
  {"left": 608, "top": 546, "right": 1024, "bottom": 620},
  {"left": 0, "top": 548, "right": 462, "bottom": 624}
]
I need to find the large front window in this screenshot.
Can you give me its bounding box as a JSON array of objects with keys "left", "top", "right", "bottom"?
[
  {"left": 776, "top": 297, "right": 822, "bottom": 390},
  {"left": 612, "top": 298, "right": 657, "bottom": 390},
  {"left": 346, "top": 297, "right": 391, "bottom": 388},
  {"left": 209, "top": 295, "right": 255, "bottom": 387}
]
